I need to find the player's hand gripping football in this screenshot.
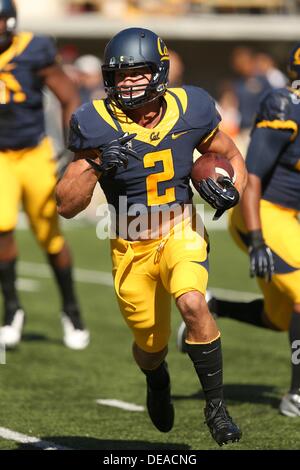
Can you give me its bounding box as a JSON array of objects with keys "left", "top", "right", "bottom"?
[
  {"left": 248, "top": 230, "right": 274, "bottom": 282},
  {"left": 86, "top": 133, "right": 138, "bottom": 173},
  {"left": 198, "top": 176, "right": 240, "bottom": 220}
]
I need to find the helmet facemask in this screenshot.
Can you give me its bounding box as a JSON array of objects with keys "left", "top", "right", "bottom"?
[{"left": 102, "top": 61, "right": 169, "bottom": 110}]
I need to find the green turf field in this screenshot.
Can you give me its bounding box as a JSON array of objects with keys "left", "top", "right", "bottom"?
[{"left": 1, "top": 220, "right": 299, "bottom": 450}]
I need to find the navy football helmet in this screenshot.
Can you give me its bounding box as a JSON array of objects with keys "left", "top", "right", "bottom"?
[
  {"left": 102, "top": 28, "right": 169, "bottom": 109},
  {"left": 0, "top": 0, "right": 17, "bottom": 49},
  {"left": 287, "top": 43, "right": 300, "bottom": 81}
]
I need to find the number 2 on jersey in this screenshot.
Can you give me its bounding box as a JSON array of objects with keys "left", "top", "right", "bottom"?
[{"left": 144, "top": 149, "right": 176, "bottom": 206}]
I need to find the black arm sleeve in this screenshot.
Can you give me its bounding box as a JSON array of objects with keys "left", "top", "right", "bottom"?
[{"left": 246, "top": 127, "right": 292, "bottom": 180}]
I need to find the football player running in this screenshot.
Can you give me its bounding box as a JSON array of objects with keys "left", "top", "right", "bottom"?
[
  {"left": 0, "top": 0, "right": 89, "bottom": 350},
  {"left": 178, "top": 44, "right": 300, "bottom": 418},
  {"left": 56, "top": 28, "right": 247, "bottom": 445}
]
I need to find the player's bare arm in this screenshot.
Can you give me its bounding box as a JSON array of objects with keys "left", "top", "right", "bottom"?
[
  {"left": 39, "top": 64, "right": 81, "bottom": 128},
  {"left": 240, "top": 173, "right": 262, "bottom": 231},
  {"left": 56, "top": 150, "right": 101, "bottom": 218},
  {"left": 198, "top": 128, "right": 247, "bottom": 196},
  {"left": 56, "top": 133, "right": 136, "bottom": 218}
]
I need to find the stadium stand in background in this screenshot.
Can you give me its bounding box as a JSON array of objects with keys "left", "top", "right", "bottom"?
[
  {"left": 65, "top": 0, "right": 299, "bottom": 16},
  {"left": 15, "top": 0, "right": 300, "bottom": 18}
]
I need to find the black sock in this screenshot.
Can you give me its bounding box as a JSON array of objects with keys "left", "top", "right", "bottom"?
[
  {"left": 48, "top": 261, "right": 85, "bottom": 329},
  {"left": 141, "top": 361, "right": 170, "bottom": 391},
  {"left": 213, "top": 297, "right": 267, "bottom": 328},
  {"left": 0, "top": 258, "right": 20, "bottom": 314},
  {"left": 185, "top": 337, "right": 223, "bottom": 402},
  {"left": 48, "top": 262, "right": 78, "bottom": 311},
  {"left": 289, "top": 312, "right": 300, "bottom": 394}
]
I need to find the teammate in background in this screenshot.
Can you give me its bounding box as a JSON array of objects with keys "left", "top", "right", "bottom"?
[
  {"left": 178, "top": 44, "right": 300, "bottom": 418},
  {"left": 229, "top": 47, "right": 272, "bottom": 154},
  {"left": 74, "top": 54, "right": 106, "bottom": 103},
  {"left": 168, "top": 49, "right": 185, "bottom": 87},
  {"left": 231, "top": 47, "right": 271, "bottom": 133},
  {"left": 217, "top": 80, "right": 240, "bottom": 139},
  {"left": 0, "top": 0, "right": 89, "bottom": 350},
  {"left": 255, "top": 52, "right": 287, "bottom": 89},
  {"left": 56, "top": 27, "right": 247, "bottom": 445}
]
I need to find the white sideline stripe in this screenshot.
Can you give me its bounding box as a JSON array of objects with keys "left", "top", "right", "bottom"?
[
  {"left": 19, "top": 261, "right": 259, "bottom": 300},
  {"left": 96, "top": 399, "right": 144, "bottom": 412},
  {"left": 19, "top": 261, "right": 113, "bottom": 286},
  {"left": 211, "top": 287, "right": 261, "bottom": 301},
  {"left": 17, "top": 211, "right": 228, "bottom": 232},
  {"left": 0, "top": 427, "right": 72, "bottom": 450},
  {"left": 17, "top": 278, "right": 40, "bottom": 292}
]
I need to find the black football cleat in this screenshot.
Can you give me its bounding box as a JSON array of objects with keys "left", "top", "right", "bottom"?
[
  {"left": 204, "top": 399, "right": 242, "bottom": 446},
  {"left": 147, "top": 383, "right": 174, "bottom": 432}
]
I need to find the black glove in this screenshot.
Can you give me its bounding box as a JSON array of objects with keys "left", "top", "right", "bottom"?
[
  {"left": 197, "top": 176, "right": 240, "bottom": 219},
  {"left": 86, "top": 133, "right": 138, "bottom": 174},
  {"left": 248, "top": 229, "right": 274, "bottom": 282}
]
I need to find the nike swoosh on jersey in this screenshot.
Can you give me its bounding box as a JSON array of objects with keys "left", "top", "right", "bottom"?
[{"left": 171, "top": 131, "right": 188, "bottom": 140}]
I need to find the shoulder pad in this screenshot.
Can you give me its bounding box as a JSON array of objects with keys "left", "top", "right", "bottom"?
[
  {"left": 256, "top": 89, "right": 292, "bottom": 122},
  {"left": 68, "top": 101, "right": 119, "bottom": 151},
  {"left": 25, "top": 34, "right": 57, "bottom": 69},
  {"left": 182, "top": 85, "right": 221, "bottom": 130}
]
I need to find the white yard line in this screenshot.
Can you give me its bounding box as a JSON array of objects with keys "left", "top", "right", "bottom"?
[
  {"left": 0, "top": 427, "right": 72, "bottom": 450},
  {"left": 19, "top": 261, "right": 113, "bottom": 286},
  {"left": 211, "top": 287, "right": 261, "bottom": 301},
  {"left": 17, "top": 211, "right": 228, "bottom": 231},
  {"left": 19, "top": 261, "right": 259, "bottom": 300},
  {"left": 17, "top": 278, "right": 40, "bottom": 292},
  {"left": 96, "top": 399, "right": 144, "bottom": 412}
]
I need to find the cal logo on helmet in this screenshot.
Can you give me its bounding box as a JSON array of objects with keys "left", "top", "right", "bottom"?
[
  {"left": 157, "top": 37, "right": 169, "bottom": 61},
  {"left": 288, "top": 43, "right": 300, "bottom": 80}
]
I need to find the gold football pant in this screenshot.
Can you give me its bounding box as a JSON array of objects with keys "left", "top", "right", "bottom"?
[
  {"left": 111, "top": 217, "right": 209, "bottom": 352},
  {"left": 229, "top": 199, "right": 300, "bottom": 331},
  {"left": 0, "top": 137, "right": 64, "bottom": 254}
]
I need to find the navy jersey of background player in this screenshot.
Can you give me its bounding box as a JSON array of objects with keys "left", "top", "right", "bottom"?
[
  {"left": 0, "top": 32, "right": 57, "bottom": 149},
  {"left": 69, "top": 86, "right": 221, "bottom": 212},
  {"left": 247, "top": 87, "right": 300, "bottom": 210}
]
